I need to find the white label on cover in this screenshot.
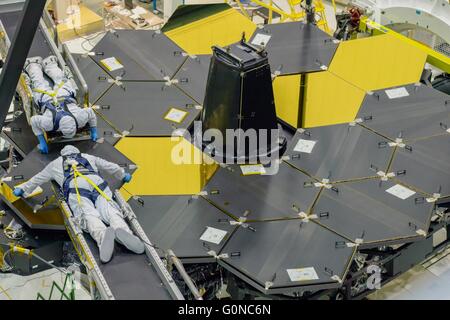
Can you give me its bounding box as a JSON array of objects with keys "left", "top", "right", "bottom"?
[
  {"left": 287, "top": 267, "right": 319, "bottom": 282},
  {"left": 294, "top": 139, "right": 317, "bottom": 154},
  {"left": 385, "top": 87, "right": 409, "bottom": 99},
  {"left": 100, "top": 57, "right": 124, "bottom": 72},
  {"left": 240, "top": 164, "right": 266, "bottom": 176},
  {"left": 164, "top": 108, "right": 188, "bottom": 123},
  {"left": 251, "top": 34, "right": 272, "bottom": 47},
  {"left": 200, "top": 227, "right": 227, "bottom": 245},
  {"left": 386, "top": 184, "right": 416, "bottom": 200}
]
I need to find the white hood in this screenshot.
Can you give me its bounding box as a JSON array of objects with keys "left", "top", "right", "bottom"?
[{"left": 60, "top": 145, "right": 80, "bottom": 157}]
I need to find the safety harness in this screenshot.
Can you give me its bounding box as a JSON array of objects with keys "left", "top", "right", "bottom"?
[
  {"left": 62, "top": 154, "right": 111, "bottom": 204},
  {"left": 33, "top": 82, "right": 79, "bottom": 133}
]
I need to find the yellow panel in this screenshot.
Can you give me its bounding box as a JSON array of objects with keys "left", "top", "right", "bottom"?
[
  {"left": 302, "top": 71, "right": 366, "bottom": 128},
  {"left": 329, "top": 34, "right": 427, "bottom": 91},
  {"left": 1, "top": 182, "right": 18, "bottom": 203},
  {"left": 115, "top": 137, "right": 218, "bottom": 196},
  {"left": 165, "top": 9, "right": 257, "bottom": 55},
  {"left": 56, "top": 4, "right": 104, "bottom": 43},
  {"left": 273, "top": 74, "right": 301, "bottom": 128},
  {"left": 0, "top": 184, "right": 64, "bottom": 227}
]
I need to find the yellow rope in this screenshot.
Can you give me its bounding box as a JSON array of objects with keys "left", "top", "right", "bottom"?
[
  {"left": 71, "top": 164, "right": 111, "bottom": 204},
  {"left": 33, "top": 81, "right": 66, "bottom": 105}
]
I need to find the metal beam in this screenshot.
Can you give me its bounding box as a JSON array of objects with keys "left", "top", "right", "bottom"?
[{"left": 0, "top": 0, "right": 47, "bottom": 128}]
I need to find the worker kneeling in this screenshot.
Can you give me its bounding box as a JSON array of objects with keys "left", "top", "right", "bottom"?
[
  {"left": 13, "top": 145, "right": 144, "bottom": 263},
  {"left": 24, "top": 56, "right": 98, "bottom": 154}
]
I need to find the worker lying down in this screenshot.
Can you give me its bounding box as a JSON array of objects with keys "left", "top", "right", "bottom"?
[
  {"left": 24, "top": 56, "right": 98, "bottom": 154},
  {"left": 13, "top": 145, "right": 144, "bottom": 263}
]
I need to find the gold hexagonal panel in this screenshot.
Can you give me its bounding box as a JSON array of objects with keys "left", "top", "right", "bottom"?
[
  {"left": 115, "top": 137, "right": 217, "bottom": 197},
  {"left": 164, "top": 5, "right": 256, "bottom": 55},
  {"left": 302, "top": 70, "right": 366, "bottom": 128},
  {"left": 329, "top": 34, "right": 427, "bottom": 92}
]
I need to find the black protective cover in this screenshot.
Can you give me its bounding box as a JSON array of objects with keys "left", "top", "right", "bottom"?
[
  {"left": 71, "top": 54, "right": 114, "bottom": 104},
  {"left": 94, "top": 81, "right": 200, "bottom": 136},
  {"left": 130, "top": 195, "right": 237, "bottom": 262},
  {"left": 91, "top": 30, "right": 187, "bottom": 81},
  {"left": 390, "top": 134, "right": 450, "bottom": 198},
  {"left": 358, "top": 84, "right": 450, "bottom": 142},
  {"left": 204, "top": 163, "right": 321, "bottom": 221},
  {"left": 285, "top": 124, "right": 394, "bottom": 182},
  {"left": 173, "top": 54, "right": 211, "bottom": 105},
  {"left": 218, "top": 219, "right": 355, "bottom": 294},
  {"left": 202, "top": 42, "right": 279, "bottom": 159},
  {"left": 311, "top": 178, "right": 434, "bottom": 247},
  {"left": 249, "top": 22, "right": 338, "bottom": 75}
]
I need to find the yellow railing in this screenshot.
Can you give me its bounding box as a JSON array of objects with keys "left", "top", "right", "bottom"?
[
  {"left": 360, "top": 16, "right": 450, "bottom": 74},
  {"left": 234, "top": 0, "right": 331, "bottom": 34}
]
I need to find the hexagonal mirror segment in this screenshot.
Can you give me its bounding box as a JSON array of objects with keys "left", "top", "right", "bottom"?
[
  {"left": 172, "top": 54, "right": 211, "bottom": 105},
  {"left": 389, "top": 133, "right": 450, "bottom": 199},
  {"left": 129, "top": 195, "right": 236, "bottom": 262},
  {"left": 357, "top": 84, "right": 450, "bottom": 142},
  {"left": 218, "top": 219, "right": 356, "bottom": 295},
  {"left": 71, "top": 54, "right": 114, "bottom": 104},
  {"left": 204, "top": 162, "right": 321, "bottom": 221},
  {"left": 91, "top": 30, "right": 187, "bottom": 81},
  {"left": 249, "top": 22, "right": 338, "bottom": 75},
  {"left": 311, "top": 178, "right": 434, "bottom": 247},
  {"left": 93, "top": 82, "right": 201, "bottom": 136},
  {"left": 284, "top": 124, "right": 394, "bottom": 182}
]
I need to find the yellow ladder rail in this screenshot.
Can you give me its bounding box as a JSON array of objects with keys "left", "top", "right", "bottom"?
[{"left": 233, "top": 0, "right": 331, "bottom": 34}]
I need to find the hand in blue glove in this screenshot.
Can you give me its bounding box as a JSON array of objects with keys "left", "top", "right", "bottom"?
[
  {"left": 13, "top": 188, "right": 24, "bottom": 197},
  {"left": 90, "top": 127, "right": 98, "bottom": 142},
  {"left": 37, "top": 134, "right": 48, "bottom": 154},
  {"left": 123, "top": 173, "right": 132, "bottom": 183}
]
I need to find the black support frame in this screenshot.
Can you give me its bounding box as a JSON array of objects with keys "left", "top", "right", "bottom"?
[{"left": 0, "top": 0, "right": 47, "bottom": 127}]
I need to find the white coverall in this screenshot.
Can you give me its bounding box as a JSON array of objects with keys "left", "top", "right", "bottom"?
[
  {"left": 20, "top": 145, "right": 133, "bottom": 247},
  {"left": 27, "top": 58, "right": 97, "bottom": 137}
]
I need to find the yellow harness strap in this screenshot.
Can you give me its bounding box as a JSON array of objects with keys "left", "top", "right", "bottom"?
[
  {"left": 71, "top": 164, "right": 112, "bottom": 205},
  {"left": 33, "top": 81, "right": 66, "bottom": 105}
]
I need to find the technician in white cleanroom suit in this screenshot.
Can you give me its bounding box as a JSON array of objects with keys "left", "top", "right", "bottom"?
[
  {"left": 13, "top": 145, "right": 144, "bottom": 263},
  {"left": 24, "top": 56, "right": 98, "bottom": 154}
]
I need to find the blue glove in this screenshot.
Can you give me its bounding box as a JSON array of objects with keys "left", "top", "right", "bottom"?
[
  {"left": 37, "top": 134, "right": 48, "bottom": 154},
  {"left": 13, "top": 188, "right": 24, "bottom": 197},
  {"left": 123, "top": 173, "right": 132, "bottom": 183},
  {"left": 90, "top": 127, "right": 98, "bottom": 142}
]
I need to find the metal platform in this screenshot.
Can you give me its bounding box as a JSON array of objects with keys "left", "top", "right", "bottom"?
[
  {"left": 173, "top": 54, "right": 211, "bottom": 105},
  {"left": 94, "top": 81, "right": 201, "bottom": 136},
  {"left": 83, "top": 233, "right": 172, "bottom": 300},
  {"left": 218, "top": 219, "right": 356, "bottom": 295},
  {"left": 311, "top": 177, "right": 434, "bottom": 247},
  {"left": 90, "top": 30, "right": 187, "bottom": 82},
  {"left": 390, "top": 133, "right": 450, "bottom": 199},
  {"left": 284, "top": 124, "right": 394, "bottom": 182},
  {"left": 1, "top": 141, "right": 135, "bottom": 230},
  {"left": 204, "top": 163, "right": 321, "bottom": 221},
  {"left": 2, "top": 113, "right": 36, "bottom": 157},
  {"left": 2, "top": 113, "right": 121, "bottom": 158},
  {"left": 249, "top": 21, "right": 338, "bottom": 75},
  {"left": 358, "top": 84, "right": 450, "bottom": 142},
  {"left": 129, "top": 195, "right": 237, "bottom": 263}
]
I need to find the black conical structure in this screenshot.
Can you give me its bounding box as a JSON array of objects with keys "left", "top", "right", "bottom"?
[{"left": 201, "top": 39, "right": 285, "bottom": 163}]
